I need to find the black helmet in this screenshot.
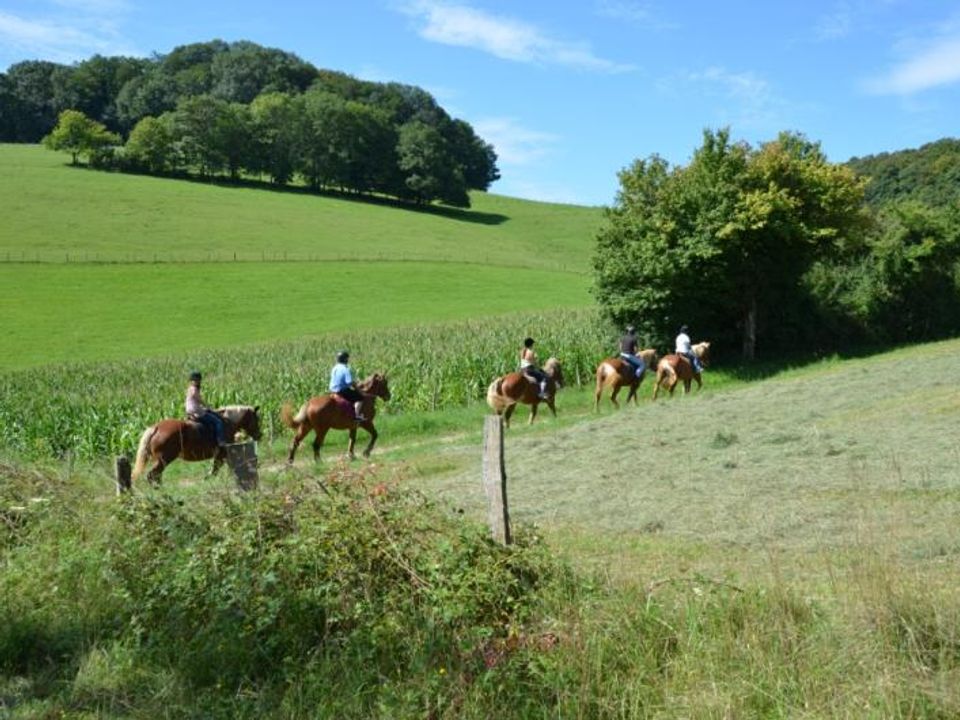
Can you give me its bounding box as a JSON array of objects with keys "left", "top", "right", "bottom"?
[
  {"left": 626, "top": 325, "right": 636, "bottom": 334},
  {"left": 189, "top": 370, "right": 202, "bottom": 382},
  {"left": 679, "top": 325, "right": 689, "bottom": 334},
  {"left": 523, "top": 337, "right": 535, "bottom": 347},
  {"left": 336, "top": 350, "right": 349, "bottom": 363}
]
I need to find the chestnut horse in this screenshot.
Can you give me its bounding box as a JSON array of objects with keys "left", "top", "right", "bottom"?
[
  {"left": 486, "top": 357, "right": 563, "bottom": 427},
  {"left": 652, "top": 342, "right": 711, "bottom": 399},
  {"left": 282, "top": 373, "right": 391, "bottom": 462},
  {"left": 132, "top": 405, "right": 263, "bottom": 485},
  {"left": 594, "top": 349, "right": 659, "bottom": 410}
]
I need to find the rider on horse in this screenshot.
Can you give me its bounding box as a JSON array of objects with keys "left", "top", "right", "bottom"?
[
  {"left": 185, "top": 370, "right": 226, "bottom": 447},
  {"left": 520, "top": 337, "right": 550, "bottom": 400},
  {"left": 329, "top": 350, "right": 367, "bottom": 423},
  {"left": 675, "top": 325, "right": 703, "bottom": 373},
  {"left": 619, "top": 325, "right": 645, "bottom": 378}
]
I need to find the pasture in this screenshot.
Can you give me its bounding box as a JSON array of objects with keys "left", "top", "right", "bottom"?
[{"left": 0, "top": 144, "right": 600, "bottom": 370}]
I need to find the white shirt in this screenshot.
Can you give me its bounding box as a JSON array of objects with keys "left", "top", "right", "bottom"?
[{"left": 675, "top": 332, "right": 692, "bottom": 355}]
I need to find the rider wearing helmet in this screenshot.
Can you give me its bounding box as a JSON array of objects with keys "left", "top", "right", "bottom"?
[
  {"left": 329, "top": 350, "right": 367, "bottom": 422},
  {"left": 185, "top": 371, "right": 226, "bottom": 447},
  {"left": 519, "top": 337, "right": 549, "bottom": 400},
  {"left": 619, "top": 324, "right": 645, "bottom": 378},
  {"left": 675, "top": 325, "right": 702, "bottom": 373}
]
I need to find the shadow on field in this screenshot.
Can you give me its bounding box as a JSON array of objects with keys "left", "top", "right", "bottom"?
[
  {"left": 716, "top": 339, "right": 911, "bottom": 382},
  {"left": 69, "top": 164, "right": 510, "bottom": 226}
]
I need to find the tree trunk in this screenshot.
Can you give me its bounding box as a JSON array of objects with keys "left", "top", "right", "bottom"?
[{"left": 742, "top": 294, "right": 757, "bottom": 361}]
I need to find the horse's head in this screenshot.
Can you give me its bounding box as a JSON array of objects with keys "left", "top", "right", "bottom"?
[
  {"left": 694, "top": 342, "right": 711, "bottom": 368},
  {"left": 639, "top": 348, "right": 659, "bottom": 369},
  {"left": 220, "top": 405, "right": 263, "bottom": 441},
  {"left": 544, "top": 357, "right": 563, "bottom": 388},
  {"left": 362, "top": 373, "right": 392, "bottom": 401}
]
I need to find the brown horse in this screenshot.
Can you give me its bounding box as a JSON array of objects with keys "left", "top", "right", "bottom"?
[
  {"left": 594, "top": 349, "right": 659, "bottom": 410},
  {"left": 486, "top": 357, "right": 563, "bottom": 427},
  {"left": 131, "top": 405, "right": 263, "bottom": 485},
  {"left": 282, "top": 373, "right": 391, "bottom": 462},
  {"left": 652, "top": 342, "right": 711, "bottom": 399}
]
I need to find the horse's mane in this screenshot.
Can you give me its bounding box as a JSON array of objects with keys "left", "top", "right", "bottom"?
[{"left": 218, "top": 405, "right": 255, "bottom": 423}]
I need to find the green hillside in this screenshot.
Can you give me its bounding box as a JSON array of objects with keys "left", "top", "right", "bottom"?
[
  {"left": 847, "top": 137, "right": 960, "bottom": 208},
  {"left": 0, "top": 145, "right": 602, "bottom": 368}
]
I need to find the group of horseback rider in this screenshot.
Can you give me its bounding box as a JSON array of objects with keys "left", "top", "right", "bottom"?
[{"left": 185, "top": 323, "right": 703, "bottom": 437}]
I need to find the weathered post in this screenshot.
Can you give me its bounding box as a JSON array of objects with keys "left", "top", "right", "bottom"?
[
  {"left": 482, "top": 415, "right": 511, "bottom": 545},
  {"left": 114, "top": 455, "right": 131, "bottom": 495},
  {"left": 226, "top": 441, "right": 259, "bottom": 491}
]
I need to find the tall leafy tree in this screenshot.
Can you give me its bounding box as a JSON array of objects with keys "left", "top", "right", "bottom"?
[
  {"left": 249, "top": 92, "right": 303, "bottom": 185},
  {"left": 125, "top": 114, "right": 177, "bottom": 172},
  {"left": 42, "top": 109, "right": 120, "bottom": 165},
  {"left": 396, "top": 120, "right": 469, "bottom": 207},
  {"left": 593, "top": 129, "right": 867, "bottom": 359},
  {"left": 5, "top": 60, "right": 63, "bottom": 141}
]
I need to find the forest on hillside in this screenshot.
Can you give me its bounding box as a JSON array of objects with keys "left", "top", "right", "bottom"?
[
  {"left": 847, "top": 138, "right": 960, "bottom": 208},
  {"left": 1, "top": 40, "right": 498, "bottom": 206}
]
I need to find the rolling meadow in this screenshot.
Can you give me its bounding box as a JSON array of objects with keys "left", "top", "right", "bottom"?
[{"left": 2, "top": 144, "right": 959, "bottom": 718}]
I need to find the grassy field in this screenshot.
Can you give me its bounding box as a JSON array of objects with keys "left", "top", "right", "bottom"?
[
  {"left": 3, "top": 339, "right": 960, "bottom": 717},
  {"left": 0, "top": 144, "right": 601, "bottom": 268},
  {"left": 0, "top": 144, "right": 602, "bottom": 370}
]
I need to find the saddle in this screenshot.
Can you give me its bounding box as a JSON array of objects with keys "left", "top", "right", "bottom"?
[{"left": 331, "top": 393, "right": 356, "bottom": 420}]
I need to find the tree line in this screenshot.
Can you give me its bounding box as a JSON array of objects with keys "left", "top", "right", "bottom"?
[
  {"left": 6, "top": 40, "right": 499, "bottom": 206},
  {"left": 593, "top": 129, "right": 960, "bottom": 360}
]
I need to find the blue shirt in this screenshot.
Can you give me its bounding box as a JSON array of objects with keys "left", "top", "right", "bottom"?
[{"left": 329, "top": 363, "right": 354, "bottom": 392}]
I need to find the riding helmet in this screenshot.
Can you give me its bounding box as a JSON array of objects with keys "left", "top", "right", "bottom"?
[
  {"left": 679, "top": 325, "right": 689, "bottom": 334},
  {"left": 189, "top": 370, "right": 202, "bottom": 382},
  {"left": 626, "top": 325, "right": 636, "bottom": 334},
  {"left": 336, "top": 350, "right": 350, "bottom": 363},
  {"left": 523, "top": 337, "right": 535, "bottom": 347}
]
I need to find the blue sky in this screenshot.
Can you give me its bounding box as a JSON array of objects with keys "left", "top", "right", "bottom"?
[{"left": 2, "top": 0, "right": 959, "bottom": 206}]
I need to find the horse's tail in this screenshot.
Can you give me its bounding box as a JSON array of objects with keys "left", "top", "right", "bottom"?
[
  {"left": 131, "top": 426, "right": 156, "bottom": 482},
  {"left": 486, "top": 378, "right": 507, "bottom": 414},
  {"left": 281, "top": 401, "right": 309, "bottom": 430}
]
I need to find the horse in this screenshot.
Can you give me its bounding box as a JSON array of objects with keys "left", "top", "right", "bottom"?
[
  {"left": 594, "top": 348, "right": 659, "bottom": 410},
  {"left": 486, "top": 357, "right": 563, "bottom": 427},
  {"left": 282, "top": 373, "right": 391, "bottom": 463},
  {"left": 652, "top": 342, "right": 711, "bottom": 399},
  {"left": 131, "top": 405, "right": 263, "bottom": 486}
]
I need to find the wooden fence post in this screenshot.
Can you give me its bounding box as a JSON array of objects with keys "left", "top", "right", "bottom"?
[
  {"left": 482, "top": 415, "right": 511, "bottom": 545},
  {"left": 115, "top": 456, "right": 131, "bottom": 495},
  {"left": 226, "top": 441, "right": 259, "bottom": 491}
]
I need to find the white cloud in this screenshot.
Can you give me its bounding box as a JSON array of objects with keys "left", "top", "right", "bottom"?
[
  {"left": 659, "top": 66, "right": 786, "bottom": 131},
  {"left": 813, "top": 4, "right": 853, "bottom": 40},
  {"left": 470, "top": 117, "right": 560, "bottom": 166},
  {"left": 865, "top": 35, "right": 960, "bottom": 95},
  {"left": 494, "top": 178, "right": 584, "bottom": 205},
  {"left": 0, "top": 2, "right": 138, "bottom": 67},
  {"left": 399, "top": 0, "right": 634, "bottom": 73},
  {"left": 595, "top": 0, "right": 677, "bottom": 30}
]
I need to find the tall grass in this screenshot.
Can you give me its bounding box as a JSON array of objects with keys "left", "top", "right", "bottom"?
[
  {"left": 0, "top": 308, "right": 616, "bottom": 460},
  {"left": 1, "top": 460, "right": 958, "bottom": 718}
]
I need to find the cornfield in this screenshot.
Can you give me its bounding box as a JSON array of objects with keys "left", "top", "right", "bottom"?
[{"left": 0, "top": 308, "right": 616, "bottom": 460}]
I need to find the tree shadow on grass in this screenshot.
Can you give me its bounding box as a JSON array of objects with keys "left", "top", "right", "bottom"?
[{"left": 72, "top": 164, "right": 510, "bottom": 226}]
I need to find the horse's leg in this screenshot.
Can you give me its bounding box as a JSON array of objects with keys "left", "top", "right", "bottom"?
[
  {"left": 610, "top": 384, "right": 621, "bottom": 409},
  {"left": 209, "top": 447, "right": 225, "bottom": 477},
  {"left": 626, "top": 381, "right": 637, "bottom": 405},
  {"left": 347, "top": 426, "right": 357, "bottom": 460},
  {"left": 288, "top": 423, "right": 311, "bottom": 464},
  {"left": 668, "top": 373, "right": 678, "bottom": 396},
  {"left": 147, "top": 456, "right": 165, "bottom": 486},
  {"left": 694, "top": 374, "right": 702, "bottom": 392},
  {"left": 528, "top": 401, "right": 539, "bottom": 425},
  {"left": 594, "top": 375, "right": 603, "bottom": 412},
  {"left": 652, "top": 371, "right": 662, "bottom": 400},
  {"left": 361, "top": 422, "right": 378, "bottom": 458},
  {"left": 312, "top": 427, "right": 329, "bottom": 462},
  {"left": 682, "top": 379, "right": 691, "bottom": 395},
  {"left": 503, "top": 403, "right": 516, "bottom": 428},
  {"left": 546, "top": 397, "right": 557, "bottom": 418}
]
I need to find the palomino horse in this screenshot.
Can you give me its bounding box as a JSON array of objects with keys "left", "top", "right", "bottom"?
[
  {"left": 652, "top": 342, "right": 711, "bottom": 399},
  {"left": 486, "top": 358, "right": 563, "bottom": 427},
  {"left": 282, "top": 373, "right": 391, "bottom": 462},
  {"left": 132, "top": 405, "right": 263, "bottom": 485},
  {"left": 594, "top": 349, "right": 659, "bottom": 410}
]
